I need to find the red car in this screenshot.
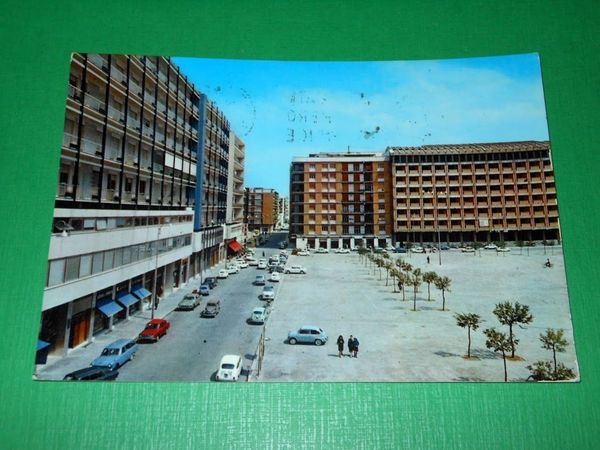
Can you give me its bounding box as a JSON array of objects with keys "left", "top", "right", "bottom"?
[{"left": 138, "top": 319, "right": 170, "bottom": 342}]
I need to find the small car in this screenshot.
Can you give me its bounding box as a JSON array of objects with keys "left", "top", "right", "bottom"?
[
  {"left": 269, "top": 272, "right": 281, "bottom": 282},
  {"left": 440, "top": 244, "right": 450, "bottom": 251},
  {"left": 484, "top": 243, "right": 498, "bottom": 250},
  {"left": 411, "top": 246, "right": 425, "bottom": 253},
  {"left": 226, "top": 264, "right": 239, "bottom": 274},
  {"left": 395, "top": 247, "right": 408, "bottom": 253},
  {"left": 138, "top": 319, "right": 170, "bottom": 342},
  {"left": 262, "top": 285, "right": 275, "bottom": 300},
  {"left": 284, "top": 265, "right": 307, "bottom": 274},
  {"left": 199, "top": 284, "right": 210, "bottom": 296},
  {"left": 279, "top": 250, "right": 288, "bottom": 256},
  {"left": 315, "top": 248, "right": 329, "bottom": 254},
  {"left": 335, "top": 248, "right": 350, "bottom": 254},
  {"left": 204, "top": 277, "right": 218, "bottom": 288},
  {"left": 461, "top": 246, "right": 475, "bottom": 253},
  {"left": 254, "top": 275, "right": 266, "bottom": 286},
  {"left": 201, "top": 299, "right": 221, "bottom": 318},
  {"left": 249, "top": 307, "right": 268, "bottom": 324},
  {"left": 217, "top": 269, "right": 229, "bottom": 279},
  {"left": 288, "top": 326, "right": 328, "bottom": 346},
  {"left": 63, "top": 366, "right": 119, "bottom": 381},
  {"left": 91, "top": 338, "right": 138, "bottom": 369},
  {"left": 297, "top": 249, "right": 310, "bottom": 256},
  {"left": 257, "top": 261, "right": 267, "bottom": 270},
  {"left": 215, "top": 354, "right": 243, "bottom": 381},
  {"left": 237, "top": 260, "right": 249, "bottom": 269},
  {"left": 178, "top": 293, "right": 201, "bottom": 310},
  {"left": 497, "top": 247, "right": 511, "bottom": 252},
  {"left": 248, "top": 258, "right": 259, "bottom": 266}
]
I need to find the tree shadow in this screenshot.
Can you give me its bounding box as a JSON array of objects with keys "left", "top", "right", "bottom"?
[
  {"left": 434, "top": 350, "right": 460, "bottom": 358},
  {"left": 452, "top": 376, "right": 486, "bottom": 382},
  {"left": 470, "top": 348, "right": 500, "bottom": 360}
]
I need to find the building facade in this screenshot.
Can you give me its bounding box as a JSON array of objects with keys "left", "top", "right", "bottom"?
[
  {"left": 388, "top": 141, "right": 560, "bottom": 244},
  {"left": 289, "top": 153, "right": 394, "bottom": 250},
  {"left": 40, "top": 53, "right": 242, "bottom": 359},
  {"left": 244, "top": 188, "right": 279, "bottom": 234},
  {"left": 224, "top": 131, "right": 246, "bottom": 253},
  {"left": 277, "top": 196, "right": 289, "bottom": 230}
]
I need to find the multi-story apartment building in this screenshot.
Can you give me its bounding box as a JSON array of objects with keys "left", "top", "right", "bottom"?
[
  {"left": 289, "top": 153, "right": 394, "bottom": 250},
  {"left": 224, "top": 131, "right": 246, "bottom": 254},
  {"left": 388, "top": 141, "right": 560, "bottom": 244},
  {"left": 277, "top": 196, "right": 289, "bottom": 230},
  {"left": 244, "top": 188, "right": 279, "bottom": 234},
  {"left": 40, "top": 53, "right": 241, "bottom": 359},
  {"left": 289, "top": 141, "right": 560, "bottom": 250}
]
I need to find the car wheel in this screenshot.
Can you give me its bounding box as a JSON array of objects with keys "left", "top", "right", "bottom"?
[
  {"left": 289, "top": 338, "right": 297, "bottom": 345},
  {"left": 285, "top": 270, "right": 289, "bottom": 274},
  {"left": 314, "top": 339, "right": 323, "bottom": 346},
  {"left": 130, "top": 353, "right": 135, "bottom": 361}
]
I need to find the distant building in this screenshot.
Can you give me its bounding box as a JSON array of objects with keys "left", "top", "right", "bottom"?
[
  {"left": 244, "top": 187, "right": 279, "bottom": 234},
  {"left": 289, "top": 152, "right": 393, "bottom": 250},
  {"left": 277, "top": 196, "right": 289, "bottom": 229},
  {"left": 224, "top": 131, "right": 246, "bottom": 254}
]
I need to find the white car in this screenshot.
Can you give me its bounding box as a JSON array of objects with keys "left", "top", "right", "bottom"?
[
  {"left": 262, "top": 285, "right": 275, "bottom": 300},
  {"left": 269, "top": 272, "right": 281, "bottom": 282},
  {"left": 297, "top": 250, "right": 310, "bottom": 256},
  {"left": 461, "top": 246, "right": 475, "bottom": 253},
  {"left": 497, "top": 247, "right": 511, "bottom": 253},
  {"left": 215, "top": 354, "right": 243, "bottom": 382},
  {"left": 226, "top": 264, "right": 239, "bottom": 274},
  {"left": 315, "top": 248, "right": 329, "bottom": 254},
  {"left": 237, "top": 260, "right": 249, "bottom": 269},
  {"left": 249, "top": 307, "right": 269, "bottom": 324},
  {"left": 217, "top": 269, "right": 229, "bottom": 279},
  {"left": 484, "top": 243, "right": 498, "bottom": 250},
  {"left": 247, "top": 258, "right": 258, "bottom": 266},
  {"left": 284, "top": 265, "right": 307, "bottom": 274},
  {"left": 410, "top": 246, "right": 425, "bottom": 253},
  {"left": 335, "top": 248, "right": 350, "bottom": 254},
  {"left": 279, "top": 250, "right": 288, "bottom": 256},
  {"left": 257, "top": 261, "right": 267, "bottom": 270}
]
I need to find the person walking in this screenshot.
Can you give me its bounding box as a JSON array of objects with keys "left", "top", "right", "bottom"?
[
  {"left": 347, "top": 335, "right": 355, "bottom": 357},
  {"left": 353, "top": 336, "right": 360, "bottom": 358},
  {"left": 337, "top": 335, "right": 345, "bottom": 357},
  {"left": 427, "top": 256, "right": 430, "bottom": 264}
]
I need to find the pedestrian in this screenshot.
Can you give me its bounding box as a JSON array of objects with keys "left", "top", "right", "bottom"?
[
  {"left": 347, "top": 335, "right": 355, "bottom": 357},
  {"left": 427, "top": 256, "right": 430, "bottom": 264},
  {"left": 337, "top": 335, "right": 345, "bottom": 357},
  {"left": 353, "top": 336, "right": 360, "bottom": 358},
  {"left": 262, "top": 251, "right": 265, "bottom": 257},
  {"left": 397, "top": 280, "right": 403, "bottom": 291}
]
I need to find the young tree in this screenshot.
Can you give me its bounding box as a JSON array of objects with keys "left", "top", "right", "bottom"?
[
  {"left": 410, "top": 269, "right": 422, "bottom": 311},
  {"left": 434, "top": 276, "right": 451, "bottom": 311},
  {"left": 492, "top": 301, "right": 533, "bottom": 358},
  {"left": 422, "top": 271, "right": 438, "bottom": 301},
  {"left": 376, "top": 257, "right": 384, "bottom": 280},
  {"left": 455, "top": 313, "right": 482, "bottom": 358},
  {"left": 390, "top": 268, "right": 399, "bottom": 292},
  {"left": 483, "top": 328, "right": 512, "bottom": 382},
  {"left": 384, "top": 261, "right": 394, "bottom": 286},
  {"left": 539, "top": 328, "right": 569, "bottom": 374},
  {"left": 396, "top": 271, "right": 408, "bottom": 301}
]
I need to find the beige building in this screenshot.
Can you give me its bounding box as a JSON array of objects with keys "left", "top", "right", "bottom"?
[{"left": 244, "top": 188, "right": 279, "bottom": 234}]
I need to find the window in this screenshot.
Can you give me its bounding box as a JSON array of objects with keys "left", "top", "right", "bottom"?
[
  {"left": 92, "top": 253, "right": 103, "bottom": 274},
  {"left": 113, "top": 248, "right": 123, "bottom": 267},
  {"left": 47, "top": 259, "right": 65, "bottom": 286},
  {"left": 64, "top": 256, "right": 80, "bottom": 282},
  {"left": 103, "top": 250, "right": 114, "bottom": 270},
  {"left": 79, "top": 254, "right": 92, "bottom": 277}
]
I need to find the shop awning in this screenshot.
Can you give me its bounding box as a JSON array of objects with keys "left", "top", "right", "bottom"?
[
  {"left": 116, "top": 292, "right": 139, "bottom": 308},
  {"left": 228, "top": 240, "right": 243, "bottom": 252},
  {"left": 132, "top": 286, "right": 152, "bottom": 300},
  {"left": 96, "top": 298, "right": 124, "bottom": 317},
  {"left": 36, "top": 340, "right": 50, "bottom": 351}
]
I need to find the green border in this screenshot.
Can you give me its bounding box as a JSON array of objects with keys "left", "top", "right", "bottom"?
[{"left": 1, "top": 1, "right": 599, "bottom": 448}]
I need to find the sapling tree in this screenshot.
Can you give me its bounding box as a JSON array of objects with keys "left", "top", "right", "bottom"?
[
  {"left": 422, "top": 271, "right": 437, "bottom": 301},
  {"left": 434, "top": 276, "right": 451, "bottom": 311},
  {"left": 455, "top": 313, "right": 482, "bottom": 358},
  {"left": 492, "top": 301, "right": 533, "bottom": 358},
  {"left": 483, "top": 328, "right": 512, "bottom": 382}
]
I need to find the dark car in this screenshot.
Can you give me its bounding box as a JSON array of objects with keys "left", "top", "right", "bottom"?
[
  {"left": 63, "top": 366, "right": 119, "bottom": 381},
  {"left": 200, "top": 299, "right": 221, "bottom": 318},
  {"left": 204, "top": 277, "right": 218, "bottom": 289}
]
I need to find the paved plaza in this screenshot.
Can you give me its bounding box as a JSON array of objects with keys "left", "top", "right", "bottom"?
[{"left": 258, "top": 246, "right": 577, "bottom": 382}]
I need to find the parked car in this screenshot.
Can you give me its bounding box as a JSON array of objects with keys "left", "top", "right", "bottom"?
[
  {"left": 287, "top": 326, "right": 328, "bottom": 346},
  {"left": 237, "top": 260, "right": 249, "bottom": 269},
  {"left": 91, "top": 338, "right": 138, "bottom": 369},
  {"left": 269, "top": 255, "right": 280, "bottom": 264},
  {"left": 440, "top": 244, "right": 450, "bottom": 251},
  {"left": 335, "top": 248, "right": 351, "bottom": 254},
  {"left": 249, "top": 307, "right": 268, "bottom": 324},
  {"left": 254, "top": 275, "right": 266, "bottom": 286},
  {"left": 217, "top": 269, "right": 229, "bottom": 279},
  {"left": 411, "top": 246, "right": 425, "bottom": 253},
  {"left": 497, "top": 247, "right": 511, "bottom": 253},
  {"left": 204, "top": 277, "right": 218, "bottom": 288},
  {"left": 215, "top": 354, "right": 243, "bottom": 381},
  {"left": 63, "top": 366, "right": 119, "bottom": 381},
  {"left": 269, "top": 264, "right": 285, "bottom": 274},
  {"left": 199, "top": 285, "right": 210, "bottom": 296},
  {"left": 262, "top": 285, "right": 275, "bottom": 300},
  {"left": 257, "top": 260, "right": 267, "bottom": 270},
  {"left": 201, "top": 299, "right": 221, "bottom": 318},
  {"left": 178, "top": 294, "right": 201, "bottom": 310},
  {"left": 315, "top": 248, "right": 329, "bottom": 254},
  {"left": 484, "top": 243, "right": 498, "bottom": 250},
  {"left": 269, "top": 272, "right": 281, "bottom": 282},
  {"left": 395, "top": 247, "right": 408, "bottom": 253},
  {"left": 138, "top": 318, "right": 170, "bottom": 342},
  {"left": 284, "top": 265, "right": 307, "bottom": 274},
  {"left": 461, "top": 246, "right": 475, "bottom": 253},
  {"left": 226, "top": 264, "right": 239, "bottom": 274},
  {"left": 297, "top": 249, "right": 310, "bottom": 256},
  {"left": 247, "top": 258, "right": 259, "bottom": 266},
  {"left": 279, "top": 250, "right": 288, "bottom": 256}
]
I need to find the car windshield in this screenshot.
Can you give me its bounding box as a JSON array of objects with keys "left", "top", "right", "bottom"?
[
  {"left": 221, "top": 363, "right": 235, "bottom": 369},
  {"left": 101, "top": 348, "right": 119, "bottom": 356},
  {"left": 264, "top": 286, "right": 273, "bottom": 291}
]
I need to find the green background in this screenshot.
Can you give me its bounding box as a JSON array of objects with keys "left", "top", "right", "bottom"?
[{"left": 1, "top": 1, "right": 599, "bottom": 448}]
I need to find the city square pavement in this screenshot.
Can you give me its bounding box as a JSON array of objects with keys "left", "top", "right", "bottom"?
[{"left": 256, "top": 246, "right": 578, "bottom": 382}]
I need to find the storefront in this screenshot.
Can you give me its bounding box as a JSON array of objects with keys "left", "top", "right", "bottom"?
[
  {"left": 68, "top": 295, "right": 93, "bottom": 349},
  {"left": 93, "top": 287, "right": 123, "bottom": 335}
]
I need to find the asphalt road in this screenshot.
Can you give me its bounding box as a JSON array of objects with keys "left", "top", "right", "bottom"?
[{"left": 117, "top": 232, "right": 287, "bottom": 381}]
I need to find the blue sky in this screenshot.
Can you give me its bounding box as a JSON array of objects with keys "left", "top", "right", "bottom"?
[{"left": 173, "top": 53, "right": 549, "bottom": 197}]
